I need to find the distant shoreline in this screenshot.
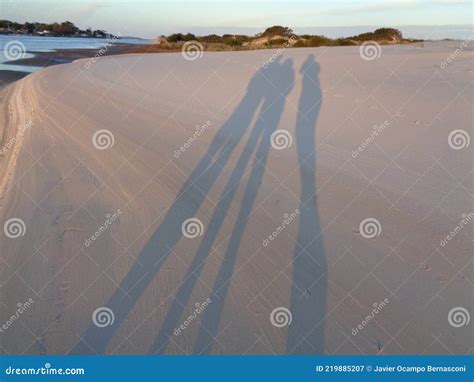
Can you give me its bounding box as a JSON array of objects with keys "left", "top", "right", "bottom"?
[
  {"left": 6, "top": 43, "right": 142, "bottom": 67},
  {"left": 0, "top": 20, "right": 116, "bottom": 39},
  {"left": 0, "top": 33, "right": 146, "bottom": 41},
  {"left": 0, "top": 42, "right": 145, "bottom": 88}
]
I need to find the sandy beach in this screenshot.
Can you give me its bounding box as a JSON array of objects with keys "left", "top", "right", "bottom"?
[{"left": 0, "top": 41, "right": 472, "bottom": 355}]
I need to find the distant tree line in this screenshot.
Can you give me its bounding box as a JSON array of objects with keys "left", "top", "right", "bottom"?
[{"left": 0, "top": 20, "right": 114, "bottom": 38}]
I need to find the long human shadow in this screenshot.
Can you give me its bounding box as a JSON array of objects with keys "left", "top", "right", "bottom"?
[
  {"left": 287, "top": 54, "right": 327, "bottom": 354},
  {"left": 192, "top": 59, "right": 295, "bottom": 354},
  {"left": 149, "top": 56, "right": 295, "bottom": 354},
  {"left": 70, "top": 56, "right": 291, "bottom": 354}
]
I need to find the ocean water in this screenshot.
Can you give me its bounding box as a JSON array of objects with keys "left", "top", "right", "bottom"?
[{"left": 0, "top": 35, "right": 148, "bottom": 72}]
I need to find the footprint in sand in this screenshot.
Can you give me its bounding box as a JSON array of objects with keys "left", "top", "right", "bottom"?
[
  {"left": 422, "top": 263, "right": 431, "bottom": 272},
  {"left": 59, "top": 281, "right": 70, "bottom": 291}
]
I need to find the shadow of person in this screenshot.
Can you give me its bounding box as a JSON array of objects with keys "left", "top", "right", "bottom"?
[
  {"left": 70, "top": 55, "right": 293, "bottom": 354},
  {"left": 286, "top": 54, "right": 327, "bottom": 354},
  {"left": 150, "top": 56, "right": 294, "bottom": 353},
  {"left": 192, "top": 57, "right": 295, "bottom": 354}
]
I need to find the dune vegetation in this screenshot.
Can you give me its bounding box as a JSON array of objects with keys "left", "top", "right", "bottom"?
[{"left": 132, "top": 26, "right": 418, "bottom": 53}]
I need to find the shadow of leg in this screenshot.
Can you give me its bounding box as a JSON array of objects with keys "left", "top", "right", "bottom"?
[
  {"left": 149, "top": 105, "right": 267, "bottom": 354},
  {"left": 70, "top": 71, "right": 267, "bottom": 354},
  {"left": 193, "top": 58, "right": 295, "bottom": 354},
  {"left": 287, "top": 55, "right": 327, "bottom": 354}
]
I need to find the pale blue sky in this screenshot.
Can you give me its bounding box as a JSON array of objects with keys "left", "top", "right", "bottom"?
[{"left": 1, "top": 0, "right": 472, "bottom": 38}]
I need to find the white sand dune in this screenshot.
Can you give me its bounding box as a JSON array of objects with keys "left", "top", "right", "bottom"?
[{"left": 0, "top": 42, "right": 472, "bottom": 355}]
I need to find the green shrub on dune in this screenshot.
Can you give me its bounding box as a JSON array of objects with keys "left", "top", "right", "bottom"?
[
  {"left": 350, "top": 28, "right": 403, "bottom": 42},
  {"left": 139, "top": 26, "right": 412, "bottom": 54},
  {"left": 167, "top": 32, "right": 197, "bottom": 43}
]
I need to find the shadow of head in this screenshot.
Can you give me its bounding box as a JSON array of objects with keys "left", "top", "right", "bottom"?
[
  {"left": 250, "top": 55, "right": 295, "bottom": 100},
  {"left": 301, "top": 54, "right": 320, "bottom": 75}
]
